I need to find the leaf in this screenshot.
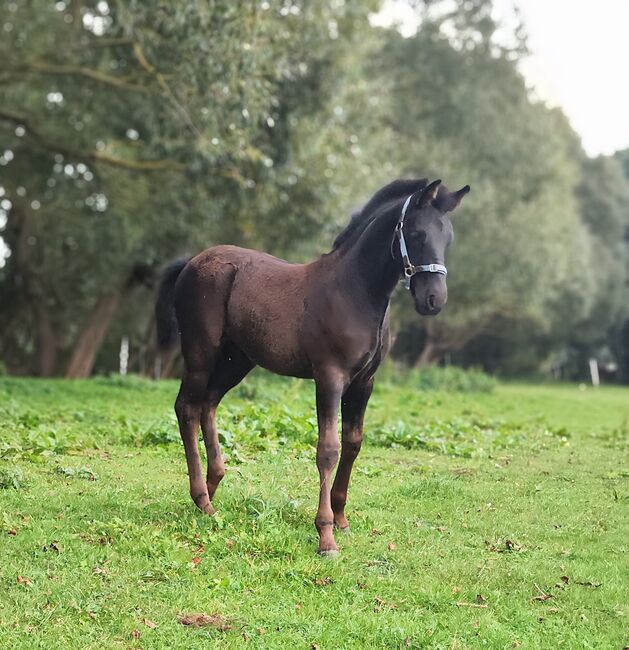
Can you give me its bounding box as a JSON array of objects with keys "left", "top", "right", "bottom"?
[
  {"left": 532, "top": 583, "right": 552, "bottom": 602},
  {"left": 43, "top": 540, "right": 62, "bottom": 553},
  {"left": 373, "top": 596, "right": 396, "bottom": 612},
  {"left": 314, "top": 577, "right": 332, "bottom": 586},
  {"left": 17, "top": 575, "right": 32, "bottom": 586},
  {"left": 387, "top": 542, "right": 397, "bottom": 551},
  {"left": 143, "top": 618, "right": 157, "bottom": 629},
  {"left": 131, "top": 629, "right": 141, "bottom": 639},
  {"left": 532, "top": 594, "right": 553, "bottom": 602},
  {"left": 178, "top": 613, "right": 233, "bottom": 631}
]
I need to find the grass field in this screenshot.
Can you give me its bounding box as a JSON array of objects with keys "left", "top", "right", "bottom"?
[{"left": 0, "top": 371, "right": 627, "bottom": 649}]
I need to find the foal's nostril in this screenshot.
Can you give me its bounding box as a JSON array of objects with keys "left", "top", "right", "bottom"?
[{"left": 427, "top": 294, "right": 436, "bottom": 310}]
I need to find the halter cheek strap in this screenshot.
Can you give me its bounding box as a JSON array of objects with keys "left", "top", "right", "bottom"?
[{"left": 394, "top": 194, "right": 448, "bottom": 290}]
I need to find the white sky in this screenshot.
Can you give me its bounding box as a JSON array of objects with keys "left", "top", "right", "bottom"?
[{"left": 373, "top": 0, "right": 629, "bottom": 157}]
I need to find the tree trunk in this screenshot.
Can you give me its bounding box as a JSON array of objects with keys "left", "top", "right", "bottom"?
[
  {"left": 33, "top": 299, "right": 58, "bottom": 376},
  {"left": 65, "top": 292, "right": 122, "bottom": 378},
  {"left": 64, "top": 263, "right": 154, "bottom": 378},
  {"left": 11, "top": 198, "right": 59, "bottom": 376},
  {"left": 415, "top": 339, "right": 444, "bottom": 368}
]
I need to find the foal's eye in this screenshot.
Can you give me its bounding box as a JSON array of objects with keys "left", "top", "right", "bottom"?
[{"left": 409, "top": 231, "right": 426, "bottom": 242}]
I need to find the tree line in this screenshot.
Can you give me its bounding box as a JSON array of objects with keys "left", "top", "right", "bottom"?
[{"left": 1, "top": 0, "right": 628, "bottom": 379}]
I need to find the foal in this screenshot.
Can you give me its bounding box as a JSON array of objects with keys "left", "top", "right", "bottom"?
[{"left": 156, "top": 178, "right": 469, "bottom": 555}]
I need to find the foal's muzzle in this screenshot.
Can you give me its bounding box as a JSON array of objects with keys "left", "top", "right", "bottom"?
[{"left": 412, "top": 275, "right": 448, "bottom": 316}]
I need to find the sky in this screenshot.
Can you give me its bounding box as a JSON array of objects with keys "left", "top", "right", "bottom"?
[{"left": 373, "top": 0, "right": 629, "bottom": 157}]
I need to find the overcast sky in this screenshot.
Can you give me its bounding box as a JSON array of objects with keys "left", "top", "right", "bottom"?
[{"left": 374, "top": 0, "right": 629, "bottom": 157}]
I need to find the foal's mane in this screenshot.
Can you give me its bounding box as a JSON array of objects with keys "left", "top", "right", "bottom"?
[{"left": 331, "top": 178, "right": 428, "bottom": 252}]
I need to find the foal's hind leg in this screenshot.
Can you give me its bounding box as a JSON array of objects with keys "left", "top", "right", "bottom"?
[
  {"left": 201, "top": 344, "right": 254, "bottom": 503},
  {"left": 331, "top": 376, "right": 374, "bottom": 532},
  {"left": 175, "top": 354, "right": 216, "bottom": 515}
]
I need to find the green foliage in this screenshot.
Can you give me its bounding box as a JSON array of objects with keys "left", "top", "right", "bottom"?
[
  {"left": 0, "top": 465, "right": 26, "bottom": 489},
  {"left": 54, "top": 465, "right": 98, "bottom": 481},
  {"left": 389, "top": 365, "right": 497, "bottom": 393},
  {"left": 0, "top": 0, "right": 381, "bottom": 374},
  {"left": 0, "top": 0, "right": 628, "bottom": 380},
  {"left": 140, "top": 417, "right": 181, "bottom": 447},
  {"left": 371, "top": 416, "right": 550, "bottom": 457}
]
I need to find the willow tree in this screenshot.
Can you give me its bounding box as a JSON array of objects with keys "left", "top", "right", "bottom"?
[{"left": 0, "top": 0, "right": 379, "bottom": 376}]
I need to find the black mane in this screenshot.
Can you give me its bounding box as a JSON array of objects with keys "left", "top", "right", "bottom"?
[{"left": 332, "top": 178, "right": 428, "bottom": 251}]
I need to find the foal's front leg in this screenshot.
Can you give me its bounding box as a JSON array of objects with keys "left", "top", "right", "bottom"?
[
  {"left": 314, "top": 369, "right": 346, "bottom": 556},
  {"left": 331, "top": 376, "right": 374, "bottom": 531}
]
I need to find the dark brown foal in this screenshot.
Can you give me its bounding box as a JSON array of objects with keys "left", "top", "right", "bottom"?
[{"left": 156, "top": 178, "right": 469, "bottom": 555}]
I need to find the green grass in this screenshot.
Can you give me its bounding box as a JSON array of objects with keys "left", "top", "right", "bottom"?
[{"left": 0, "top": 372, "right": 627, "bottom": 649}]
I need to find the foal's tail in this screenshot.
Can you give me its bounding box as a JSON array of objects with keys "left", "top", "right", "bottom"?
[{"left": 155, "top": 257, "right": 192, "bottom": 350}]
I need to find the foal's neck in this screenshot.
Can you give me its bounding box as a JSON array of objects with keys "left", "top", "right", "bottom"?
[{"left": 342, "top": 201, "right": 402, "bottom": 310}]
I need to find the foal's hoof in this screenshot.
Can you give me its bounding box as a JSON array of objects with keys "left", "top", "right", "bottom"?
[
  {"left": 194, "top": 499, "right": 217, "bottom": 516},
  {"left": 317, "top": 548, "right": 340, "bottom": 558},
  {"left": 337, "top": 525, "right": 351, "bottom": 535}
]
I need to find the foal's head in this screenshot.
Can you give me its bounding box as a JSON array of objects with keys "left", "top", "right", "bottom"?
[{"left": 397, "top": 179, "right": 470, "bottom": 316}]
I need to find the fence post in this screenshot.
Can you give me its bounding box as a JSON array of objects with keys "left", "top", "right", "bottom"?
[
  {"left": 119, "top": 336, "right": 129, "bottom": 376},
  {"left": 588, "top": 358, "right": 600, "bottom": 387}
]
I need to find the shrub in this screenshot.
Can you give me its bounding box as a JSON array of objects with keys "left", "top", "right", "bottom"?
[{"left": 382, "top": 363, "right": 496, "bottom": 393}]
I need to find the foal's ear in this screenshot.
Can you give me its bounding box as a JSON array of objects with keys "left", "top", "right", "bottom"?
[
  {"left": 437, "top": 185, "right": 471, "bottom": 213},
  {"left": 416, "top": 179, "right": 442, "bottom": 208}
]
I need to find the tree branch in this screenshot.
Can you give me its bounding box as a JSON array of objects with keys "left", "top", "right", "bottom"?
[
  {"left": 3, "top": 61, "right": 153, "bottom": 93},
  {"left": 0, "top": 108, "right": 185, "bottom": 172},
  {"left": 49, "top": 37, "right": 136, "bottom": 53},
  {"left": 132, "top": 41, "right": 202, "bottom": 137}
]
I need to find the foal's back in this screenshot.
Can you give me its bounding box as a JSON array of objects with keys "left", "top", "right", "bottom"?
[{"left": 176, "top": 244, "right": 325, "bottom": 377}]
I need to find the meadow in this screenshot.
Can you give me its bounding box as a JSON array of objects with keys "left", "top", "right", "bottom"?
[{"left": 0, "top": 370, "right": 627, "bottom": 649}]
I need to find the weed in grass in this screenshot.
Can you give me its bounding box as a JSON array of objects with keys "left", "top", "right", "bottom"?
[
  {"left": 0, "top": 465, "right": 26, "bottom": 489},
  {"left": 54, "top": 465, "right": 98, "bottom": 481}
]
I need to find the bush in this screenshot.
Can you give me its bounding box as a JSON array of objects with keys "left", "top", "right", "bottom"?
[{"left": 382, "top": 364, "right": 496, "bottom": 393}]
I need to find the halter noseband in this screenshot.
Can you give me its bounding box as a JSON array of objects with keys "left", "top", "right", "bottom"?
[{"left": 394, "top": 194, "right": 448, "bottom": 290}]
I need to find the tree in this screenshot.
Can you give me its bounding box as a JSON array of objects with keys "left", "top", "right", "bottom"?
[
  {"left": 370, "top": 1, "right": 606, "bottom": 371},
  {"left": 0, "top": 0, "right": 379, "bottom": 375}
]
